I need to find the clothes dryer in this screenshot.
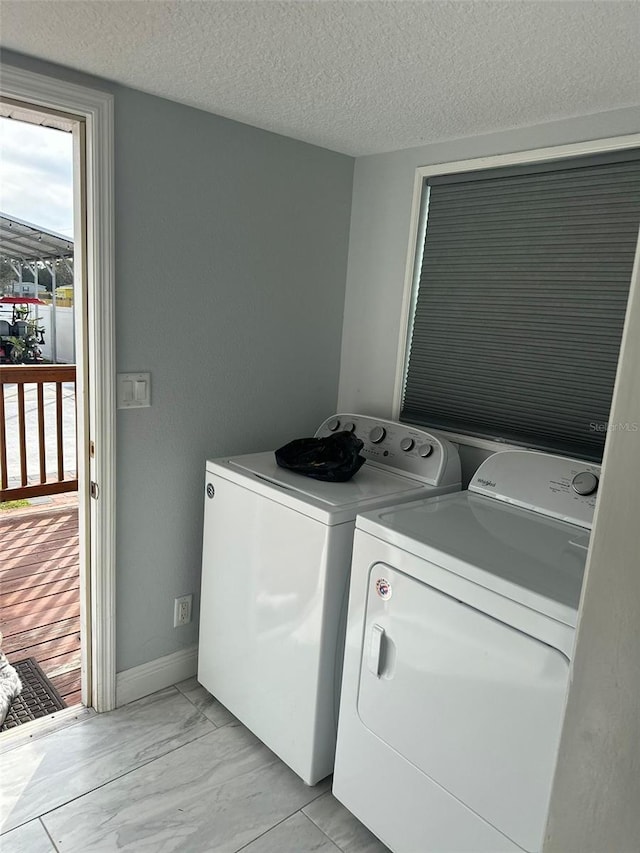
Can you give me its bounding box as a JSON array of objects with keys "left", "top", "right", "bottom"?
[{"left": 333, "top": 450, "right": 600, "bottom": 853}]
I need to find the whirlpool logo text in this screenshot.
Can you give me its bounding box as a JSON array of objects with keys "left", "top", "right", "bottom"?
[{"left": 476, "top": 478, "right": 497, "bottom": 488}]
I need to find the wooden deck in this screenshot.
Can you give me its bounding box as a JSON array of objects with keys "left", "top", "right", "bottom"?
[{"left": 0, "top": 500, "right": 81, "bottom": 707}]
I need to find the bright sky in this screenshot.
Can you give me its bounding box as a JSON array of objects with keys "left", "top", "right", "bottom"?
[{"left": 0, "top": 116, "right": 73, "bottom": 238}]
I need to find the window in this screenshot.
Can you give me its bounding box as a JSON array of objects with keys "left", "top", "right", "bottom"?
[{"left": 401, "top": 149, "right": 640, "bottom": 461}]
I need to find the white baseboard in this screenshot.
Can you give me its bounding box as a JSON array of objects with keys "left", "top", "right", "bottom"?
[{"left": 116, "top": 646, "right": 198, "bottom": 707}]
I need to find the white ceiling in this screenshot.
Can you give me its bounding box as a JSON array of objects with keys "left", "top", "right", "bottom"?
[{"left": 1, "top": 1, "right": 639, "bottom": 156}]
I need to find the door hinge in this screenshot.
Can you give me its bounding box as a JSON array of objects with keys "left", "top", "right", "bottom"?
[
  {"left": 89, "top": 440, "right": 96, "bottom": 458},
  {"left": 90, "top": 481, "right": 100, "bottom": 500}
]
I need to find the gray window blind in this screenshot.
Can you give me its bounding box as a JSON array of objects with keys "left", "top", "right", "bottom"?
[{"left": 401, "top": 150, "right": 640, "bottom": 461}]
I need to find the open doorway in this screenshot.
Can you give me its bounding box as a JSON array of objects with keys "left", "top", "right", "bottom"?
[
  {"left": 0, "top": 65, "right": 115, "bottom": 734},
  {"left": 0, "top": 110, "right": 84, "bottom": 730}
]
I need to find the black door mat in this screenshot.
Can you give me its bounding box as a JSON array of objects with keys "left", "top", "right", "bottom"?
[{"left": 1, "top": 657, "right": 66, "bottom": 731}]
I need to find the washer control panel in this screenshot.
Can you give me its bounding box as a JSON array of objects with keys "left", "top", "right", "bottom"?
[
  {"left": 315, "top": 414, "right": 461, "bottom": 487},
  {"left": 470, "top": 450, "right": 601, "bottom": 529}
]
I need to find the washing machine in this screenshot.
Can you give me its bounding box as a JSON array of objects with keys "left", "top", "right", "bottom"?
[
  {"left": 333, "top": 449, "right": 601, "bottom": 853},
  {"left": 198, "top": 414, "right": 461, "bottom": 785}
]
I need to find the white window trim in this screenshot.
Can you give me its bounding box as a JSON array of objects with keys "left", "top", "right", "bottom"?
[
  {"left": 392, "top": 132, "right": 640, "bottom": 454},
  {"left": 0, "top": 64, "right": 116, "bottom": 711}
]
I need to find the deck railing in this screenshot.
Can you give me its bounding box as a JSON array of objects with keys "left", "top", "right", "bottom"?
[{"left": 0, "top": 364, "right": 78, "bottom": 501}]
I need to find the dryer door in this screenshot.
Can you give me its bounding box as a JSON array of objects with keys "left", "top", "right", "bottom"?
[{"left": 357, "top": 564, "right": 570, "bottom": 853}]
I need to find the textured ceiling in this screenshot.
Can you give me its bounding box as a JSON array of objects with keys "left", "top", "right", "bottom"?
[{"left": 1, "top": 1, "right": 639, "bottom": 156}]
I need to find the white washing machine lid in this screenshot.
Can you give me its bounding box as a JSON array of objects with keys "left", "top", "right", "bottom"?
[
  {"left": 358, "top": 491, "right": 590, "bottom": 626},
  {"left": 206, "top": 452, "right": 440, "bottom": 525}
]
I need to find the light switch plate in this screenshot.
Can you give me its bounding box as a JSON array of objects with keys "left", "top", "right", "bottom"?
[{"left": 117, "top": 372, "right": 151, "bottom": 408}]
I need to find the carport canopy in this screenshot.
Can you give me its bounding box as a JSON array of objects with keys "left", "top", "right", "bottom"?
[{"left": 0, "top": 212, "right": 73, "bottom": 262}]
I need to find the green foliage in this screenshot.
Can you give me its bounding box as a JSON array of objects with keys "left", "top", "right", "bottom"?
[
  {"left": 7, "top": 313, "right": 46, "bottom": 363},
  {"left": 0, "top": 499, "right": 30, "bottom": 511}
]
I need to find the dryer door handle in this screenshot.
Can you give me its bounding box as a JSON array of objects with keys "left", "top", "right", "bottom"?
[{"left": 367, "top": 624, "right": 385, "bottom": 678}]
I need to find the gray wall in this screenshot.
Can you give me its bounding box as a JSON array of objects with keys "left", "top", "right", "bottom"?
[
  {"left": 2, "top": 50, "right": 354, "bottom": 672},
  {"left": 337, "top": 106, "right": 640, "bottom": 483},
  {"left": 544, "top": 236, "right": 640, "bottom": 853}
]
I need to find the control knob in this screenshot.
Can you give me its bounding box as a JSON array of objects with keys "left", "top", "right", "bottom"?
[
  {"left": 418, "top": 443, "right": 433, "bottom": 458},
  {"left": 370, "top": 426, "right": 386, "bottom": 444},
  {"left": 343, "top": 422, "right": 356, "bottom": 433},
  {"left": 400, "top": 437, "right": 415, "bottom": 452},
  {"left": 571, "top": 471, "right": 599, "bottom": 496},
  {"left": 327, "top": 418, "right": 340, "bottom": 432}
]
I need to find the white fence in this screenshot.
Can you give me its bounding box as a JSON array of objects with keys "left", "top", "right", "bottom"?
[{"left": 0, "top": 303, "right": 75, "bottom": 363}]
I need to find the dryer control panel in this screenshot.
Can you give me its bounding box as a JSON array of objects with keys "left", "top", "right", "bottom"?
[
  {"left": 315, "top": 414, "right": 461, "bottom": 488},
  {"left": 470, "top": 450, "right": 601, "bottom": 529}
]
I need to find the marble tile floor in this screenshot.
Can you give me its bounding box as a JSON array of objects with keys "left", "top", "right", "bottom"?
[{"left": 0, "top": 678, "right": 390, "bottom": 853}]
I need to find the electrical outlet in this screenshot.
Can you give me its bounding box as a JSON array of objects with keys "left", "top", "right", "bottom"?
[{"left": 174, "top": 594, "right": 193, "bottom": 627}]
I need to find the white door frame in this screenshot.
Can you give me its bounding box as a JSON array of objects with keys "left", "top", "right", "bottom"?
[{"left": 1, "top": 64, "right": 116, "bottom": 712}]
